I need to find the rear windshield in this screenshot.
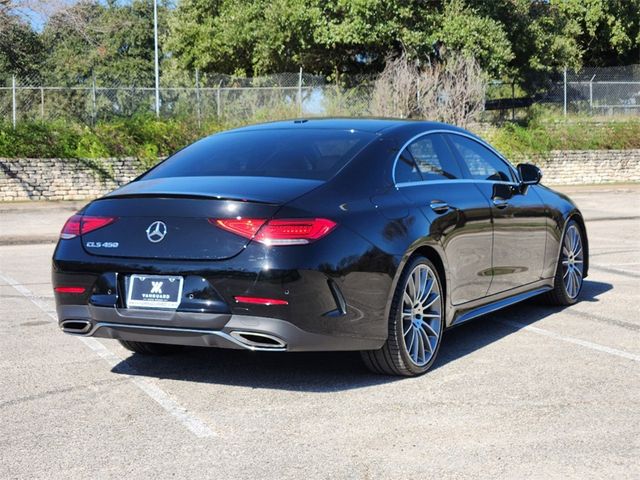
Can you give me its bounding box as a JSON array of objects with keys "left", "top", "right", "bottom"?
[{"left": 142, "top": 129, "right": 376, "bottom": 181}]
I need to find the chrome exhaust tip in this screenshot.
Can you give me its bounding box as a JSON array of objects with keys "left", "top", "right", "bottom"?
[
  {"left": 230, "top": 331, "right": 287, "bottom": 349},
  {"left": 60, "top": 319, "right": 92, "bottom": 335}
]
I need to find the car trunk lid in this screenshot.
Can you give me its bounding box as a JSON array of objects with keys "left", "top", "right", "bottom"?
[{"left": 81, "top": 176, "right": 322, "bottom": 260}]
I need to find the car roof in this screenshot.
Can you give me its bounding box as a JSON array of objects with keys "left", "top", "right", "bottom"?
[{"left": 222, "top": 118, "right": 468, "bottom": 135}]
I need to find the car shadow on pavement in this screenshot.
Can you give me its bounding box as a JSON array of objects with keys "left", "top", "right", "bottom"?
[
  {"left": 110, "top": 279, "right": 611, "bottom": 392},
  {"left": 433, "top": 279, "right": 613, "bottom": 371}
]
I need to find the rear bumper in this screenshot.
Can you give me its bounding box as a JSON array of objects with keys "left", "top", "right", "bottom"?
[{"left": 57, "top": 305, "right": 383, "bottom": 352}]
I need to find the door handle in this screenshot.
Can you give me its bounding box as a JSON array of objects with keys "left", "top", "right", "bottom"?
[
  {"left": 493, "top": 198, "right": 509, "bottom": 209},
  {"left": 430, "top": 200, "right": 450, "bottom": 213}
]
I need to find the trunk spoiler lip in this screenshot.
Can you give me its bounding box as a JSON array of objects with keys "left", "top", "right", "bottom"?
[
  {"left": 103, "top": 176, "right": 324, "bottom": 205},
  {"left": 101, "top": 192, "right": 279, "bottom": 205}
]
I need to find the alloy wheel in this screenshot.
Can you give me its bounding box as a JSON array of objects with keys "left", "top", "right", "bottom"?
[
  {"left": 401, "top": 264, "right": 442, "bottom": 367},
  {"left": 562, "top": 224, "right": 584, "bottom": 299}
]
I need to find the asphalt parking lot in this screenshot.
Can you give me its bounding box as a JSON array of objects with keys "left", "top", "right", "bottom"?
[{"left": 1, "top": 184, "right": 639, "bottom": 479}]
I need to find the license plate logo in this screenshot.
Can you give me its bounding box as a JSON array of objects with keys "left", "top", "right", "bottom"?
[{"left": 127, "top": 275, "right": 183, "bottom": 309}]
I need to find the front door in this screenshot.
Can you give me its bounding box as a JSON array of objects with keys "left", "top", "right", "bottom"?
[{"left": 445, "top": 134, "right": 547, "bottom": 294}]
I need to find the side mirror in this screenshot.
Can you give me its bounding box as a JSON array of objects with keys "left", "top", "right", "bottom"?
[{"left": 517, "top": 163, "right": 542, "bottom": 185}]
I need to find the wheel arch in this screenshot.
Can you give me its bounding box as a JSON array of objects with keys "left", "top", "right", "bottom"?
[
  {"left": 411, "top": 245, "right": 448, "bottom": 302},
  {"left": 384, "top": 243, "right": 450, "bottom": 329}
]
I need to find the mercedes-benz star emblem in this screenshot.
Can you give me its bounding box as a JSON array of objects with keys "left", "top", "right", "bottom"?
[{"left": 146, "top": 221, "right": 167, "bottom": 243}]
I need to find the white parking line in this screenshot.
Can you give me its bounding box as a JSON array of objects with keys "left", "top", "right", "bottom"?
[
  {"left": 498, "top": 319, "right": 640, "bottom": 363},
  {"left": 0, "top": 272, "right": 216, "bottom": 438}
]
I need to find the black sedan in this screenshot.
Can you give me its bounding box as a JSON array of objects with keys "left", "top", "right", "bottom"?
[{"left": 52, "top": 119, "right": 588, "bottom": 376}]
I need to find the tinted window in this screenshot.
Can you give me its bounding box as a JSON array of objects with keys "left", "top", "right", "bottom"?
[
  {"left": 143, "top": 129, "right": 375, "bottom": 181},
  {"left": 403, "top": 134, "right": 462, "bottom": 181},
  {"left": 394, "top": 149, "right": 422, "bottom": 183},
  {"left": 447, "top": 135, "right": 514, "bottom": 182}
]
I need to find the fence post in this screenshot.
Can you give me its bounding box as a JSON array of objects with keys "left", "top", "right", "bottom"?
[
  {"left": 40, "top": 86, "right": 44, "bottom": 120},
  {"left": 216, "top": 81, "right": 222, "bottom": 118},
  {"left": 589, "top": 74, "right": 596, "bottom": 113},
  {"left": 563, "top": 67, "right": 567, "bottom": 117},
  {"left": 153, "top": 0, "right": 160, "bottom": 117},
  {"left": 195, "top": 69, "right": 202, "bottom": 128},
  {"left": 298, "top": 67, "right": 303, "bottom": 115},
  {"left": 12, "top": 75, "right": 16, "bottom": 128},
  {"left": 91, "top": 76, "right": 97, "bottom": 126}
]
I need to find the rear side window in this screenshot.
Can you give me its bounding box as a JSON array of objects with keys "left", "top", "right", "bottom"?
[
  {"left": 446, "top": 135, "right": 514, "bottom": 182},
  {"left": 394, "top": 133, "right": 462, "bottom": 183},
  {"left": 394, "top": 149, "right": 422, "bottom": 183},
  {"left": 143, "top": 129, "right": 376, "bottom": 181}
]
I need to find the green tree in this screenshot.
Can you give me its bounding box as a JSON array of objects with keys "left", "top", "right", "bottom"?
[
  {"left": 0, "top": 9, "right": 45, "bottom": 79},
  {"left": 167, "top": 0, "right": 322, "bottom": 77},
  {"left": 42, "top": 0, "right": 170, "bottom": 86},
  {"left": 553, "top": 0, "right": 640, "bottom": 67},
  {"left": 430, "top": 0, "right": 514, "bottom": 78},
  {"left": 166, "top": 0, "right": 516, "bottom": 79}
]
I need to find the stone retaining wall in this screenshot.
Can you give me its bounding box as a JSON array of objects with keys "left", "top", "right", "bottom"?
[
  {"left": 1, "top": 150, "right": 639, "bottom": 201},
  {"left": 522, "top": 150, "right": 640, "bottom": 186}
]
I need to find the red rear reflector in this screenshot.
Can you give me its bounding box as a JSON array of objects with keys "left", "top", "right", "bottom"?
[
  {"left": 213, "top": 218, "right": 336, "bottom": 246},
  {"left": 54, "top": 286, "right": 86, "bottom": 294},
  {"left": 234, "top": 296, "right": 288, "bottom": 306},
  {"left": 60, "top": 215, "right": 117, "bottom": 239}
]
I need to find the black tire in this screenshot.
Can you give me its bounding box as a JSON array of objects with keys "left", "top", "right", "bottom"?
[
  {"left": 360, "top": 256, "right": 444, "bottom": 377},
  {"left": 118, "top": 339, "right": 183, "bottom": 355},
  {"left": 543, "top": 219, "right": 585, "bottom": 306}
]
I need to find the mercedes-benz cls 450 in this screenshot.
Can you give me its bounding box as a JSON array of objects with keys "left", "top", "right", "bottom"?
[{"left": 53, "top": 119, "right": 588, "bottom": 376}]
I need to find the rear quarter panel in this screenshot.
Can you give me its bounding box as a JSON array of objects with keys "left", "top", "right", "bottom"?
[{"left": 533, "top": 184, "right": 588, "bottom": 278}]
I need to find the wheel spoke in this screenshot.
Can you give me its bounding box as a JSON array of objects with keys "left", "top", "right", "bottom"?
[
  {"left": 419, "top": 327, "right": 432, "bottom": 354},
  {"left": 403, "top": 292, "right": 412, "bottom": 307},
  {"left": 565, "top": 233, "right": 572, "bottom": 252},
  {"left": 570, "top": 269, "right": 579, "bottom": 297},
  {"left": 421, "top": 320, "right": 438, "bottom": 338},
  {"left": 407, "top": 276, "right": 416, "bottom": 303},
  {"left": 410, "top": 328, "right": 419, "bottom": 361},
  {"left": 570, "top": 269, "right": 577, "bottom": 296},
  {"left": 419, "top": 277, "right": 434, "bottom": 304},
  {"left": 416, "top": 330, "right": 425, "bottom": 363},
  {"left": 422, "top": 293, "right": 440, "bottom": 310},
  {"left": 418, "top": 268, "right": 428, "bottom": 300},
  {"left": 403, "top": 321, "right": 413, "bottom": 337}
]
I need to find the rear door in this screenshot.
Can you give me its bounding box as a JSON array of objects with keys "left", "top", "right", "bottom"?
[
  {"left": 445, "top": 133, "right": 547, "bottom": 294},
  {"left": 395, "top": 133, "right": 493, "bottom": 305}
]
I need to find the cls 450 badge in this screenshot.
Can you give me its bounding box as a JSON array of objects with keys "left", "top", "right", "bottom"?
[{"left": 86, "top": 241, "right": 119, "bottom": 248}]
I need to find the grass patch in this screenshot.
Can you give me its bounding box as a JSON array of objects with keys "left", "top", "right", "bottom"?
[
  {"left": 1, "top": 113, "right": 639, "bottom": 161},
  {"left": 479, "top": 118, "right": 640, "bottom": 159}
]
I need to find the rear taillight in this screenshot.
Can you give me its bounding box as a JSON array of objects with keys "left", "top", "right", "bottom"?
[
  {"left": 212, "top": 218, "right": 266, "bottom": 240},
  {"left": 212, "top": 218, "right": 337, "bottom": 246},
  {"left": 60, "top": 215, "right": 117, "bottom": 239}
]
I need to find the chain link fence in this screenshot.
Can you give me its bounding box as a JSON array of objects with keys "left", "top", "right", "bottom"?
[
  {"left": 0, "top": 65, "right": 638, "bottom": 127},
  {"left": 0, "top": 70, "right": 374, "bottom": 126}
]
